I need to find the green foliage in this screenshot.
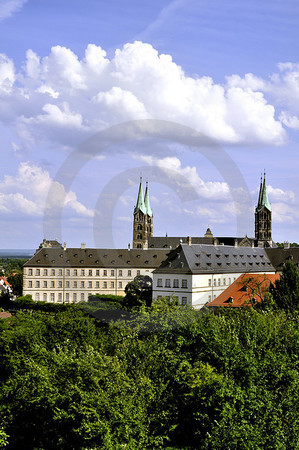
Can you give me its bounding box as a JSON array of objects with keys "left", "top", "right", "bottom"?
[
  {"left": 270, "top": 260, "right": 299, "bottom": 313},
  {"left": 0, "top": 303, "right": 299, "bottom": 448},
  {"left": 0, "top": 258, "right": 27, "bottom": 277},
  {"left": 123, "top": 275, "right": 152, "bottom": 308},
  {"left": 6, "top": 273, "right": 23, "bottom": 297}
]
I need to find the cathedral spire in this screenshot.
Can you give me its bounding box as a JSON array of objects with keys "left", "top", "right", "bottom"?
[
  {"left": 256, "top": 173, "right": 271, "bottom": 213},
  {"left": 134, "top": 177, "right": 147, "bottom": 215},
  {"left": 144, "top": 181, "right": 153, "bottom": 217},
  {"left": 255, "top": 172, "right": 272, "bottom": 246}
]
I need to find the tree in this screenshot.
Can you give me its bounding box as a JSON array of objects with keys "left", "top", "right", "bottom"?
[
  {"left": 123, "top": 275, "right": 153, "bottom": 308},
  {"left": 7, "top": 273, "right": 23, "bottom": 297},
  {"left": 270, "top": 259, "right": 299, "bottom": 313}
]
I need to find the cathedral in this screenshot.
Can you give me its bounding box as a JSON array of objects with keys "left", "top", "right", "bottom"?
[{"left": 133, "top": 173, "right": 273, "bottom": 249}]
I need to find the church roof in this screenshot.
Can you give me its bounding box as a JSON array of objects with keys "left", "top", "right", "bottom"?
[
  {"left": 256, "top": 174, "right": 271, "bottom": 212},
  {"left": 134, "top": 178, "right": 147, "bottom": 215}
]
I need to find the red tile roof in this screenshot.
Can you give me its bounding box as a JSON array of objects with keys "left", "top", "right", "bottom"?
[
  {"left": 0, "top": 311, "right": 12, "bottom": 319},
  {"left": 207, "top": 273, "right": 280, "bottom": 308}
]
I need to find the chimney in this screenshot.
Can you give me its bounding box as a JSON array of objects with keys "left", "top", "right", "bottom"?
[
  {"left": 252, "top": 241, "right": 255, "bottom": 248},
  {"left": 234, "top": 239, "right": 238, "bottom": 248},
  {"left": 63, "top": 242, "right": 67, "bottom": 251},
  {"left": 187, "top": 236, "right": 192, "bottom": 246},
  {"left": 81, "top": 243, "right": 86, "bottom": 250},
  {"left": 128, "top": 243, "right": 131, "bottom": 251},
  {"left": 213, "top": 238, "right": 217, "bottom": 246},
  {"left": 284, "top": 241, "right": 290, "bottom": 249}
]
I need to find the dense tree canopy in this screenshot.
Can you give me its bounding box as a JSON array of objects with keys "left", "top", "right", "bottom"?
[{"left": 0, "top": 301, "right": 298, "bottom": 448}]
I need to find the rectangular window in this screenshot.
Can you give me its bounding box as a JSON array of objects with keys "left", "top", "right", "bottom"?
[
  {"left": 66, "top": 281, "right": 70, "bottom": 288},
  {"left": 50, "top": 293, "right": 54, "bottom": 302},
  {"left": 181, "top": 297, "right": 187, "bottom": 306},
  {"left": 51, "top": 269, "right": 55, "bottom": 276},
  {"left": 43, "top": 293, "right": 47, "bottom": 301},
  {"left": 103, "top": 281, "right": 107, "bottom": 288},
  {"left": 119, "top": 270, "right": 122, "bottom": 277},
  {"left": 73, "top": 293, "right": 77, "bottom": 302},
  {"left": 208, "top": 295, "right": 211, "bottom": 302},
  {"left": 43, "top": 281, "right": 47, "bottom": 288},
  {"left": 137, "top": 270, "right": 140, "bottom": 276},
  {"left": 59, "top": 269, "right": 62, "bottom": 276},
  {"left": 223, "top": 278, "right": 226, "bottom": 286},
  {"left": 182, "top": 279, "right": 187, "bottom": 288},
  {"left": 28, "top": 281, "right": 32, "bottom": 288},
  {"left": 157, "top": 278, "right": 162, "bottom": 287},
  {"left": 81, "top": 281, "right": 84, "bottom": 288},
  {"left": 118, "top": 281, "right": 122, "bottom": 288},
  {"left": 173, "top": 279, "right": 179, "bottom": 288},
  {"left": 51, "top": 281, "right": 55, "bottom": 288},
  {"left": 81, "top": 269, "right": 85, "bottom": 276},
  {"left": 111, "top": 270, "right": 115, "bottom": 276},
  {"left": 36, "top": 281, "right": 40, "bottom": 288},
  {"left": 213, "top": 279, "right": 216, "bottom": 286},
  {"left": 59, "top": 281, "right": 62, "bottom": 288},
  {"left": 208, "top": 279, "right": 211, "bottom": 286},
  {"left": 89, "top": 270, "right": 92, "bottom": 276},
  {"left": 81, "top": 293, "right": 85, "bottom": 301},
  {"left": 96, "top": 270, "right": 100, "bottom": 276},
  {"left": 43, "top": 269, "right": 48, "bottom": 276},
  {"left": 128, "top": 270, "right": 132, "bottom": 277},
  {"left": 111, "top": 281, "right": 115, "bottom": 288},
  {"left": 29, "top": 269, "right": 32, "bottom": 276},
  {"left": 218, "top": 278, "right": 221, "bottom": 286},
  {"left": 35, "top": 293, "right": 39, "bottom": 301},
  {"left": 66, "top": 293, "right": 69, "bottom": 302},
  {"left": 165, "top": 279, "right": 171, "bottom": 288},
  {"left": 36, "top": 269, "right": 40, "bottom": 276},
  {"left": 74, "top": 269, "right": 77, "bottom": 276},
  {"left": 73, "top": 281, "right": 77, "bottom": 288},
  {"left": 88, "top": 281, "right": 92, "bottom": 288},
  {"left": 58, "top": 293, "right": 62, "bottom": 302},
  {"left": 66, "top": 269, "right": 70, "bottom": 276},
  {"left": 96, "top": 281, "right": 99, "bottom": 288},
  {"left": 103, "top": 270, "right": 107, "bottom": 276},
  {"left": 228, "top": 278, "right": 231, "bottom": 285}
]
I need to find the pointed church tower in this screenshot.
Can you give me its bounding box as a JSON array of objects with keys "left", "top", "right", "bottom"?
[
  {"left": 255, "top": 173, "right": 272, "bottom": 247},
  {"left": 133, "top": 179, "right": 153, "bottom": 249}
]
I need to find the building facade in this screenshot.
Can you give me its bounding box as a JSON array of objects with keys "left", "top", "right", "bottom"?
[
  {"left": 152, "top": 243, "right": 276, "bottom": 309},
  {"left": 23, "top": 245, "right": 169, "bottom": 302}
]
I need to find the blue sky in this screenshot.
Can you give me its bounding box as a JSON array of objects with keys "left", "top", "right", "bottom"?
[{"left": 0, "top": 0, "right": 299, "bottom": 248}]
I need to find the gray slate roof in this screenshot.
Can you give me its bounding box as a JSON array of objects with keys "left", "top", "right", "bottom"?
[
  {"left": 24, "top": 247, "right": 169, "bottom": 269},
  {"left": 265, "top": 247, "right": 299, "bottom": 271},
  {"left": 154, "top": 244, "right": 276, "bottom": 275}
]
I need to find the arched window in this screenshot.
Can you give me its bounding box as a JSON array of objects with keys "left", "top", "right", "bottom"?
[
  {"left": 137, "top": 234, "right": 142, "bottom": 240},
  {"left": 137, "top": 224, "right": 142, "bottom": 230},
  {"left": 137, "top": 244, "right": 142, "bottom": 248},
  {"left": 148, "top": 218, "right": 151, "bottom": 223}
]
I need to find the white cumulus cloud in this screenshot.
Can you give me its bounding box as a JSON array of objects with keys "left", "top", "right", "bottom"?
[
  {"left": 0, "top": 162, "right": 93, "bottom": 218},
  {"left": 0, "top": 41, "right": 290, "bottom": 150}
]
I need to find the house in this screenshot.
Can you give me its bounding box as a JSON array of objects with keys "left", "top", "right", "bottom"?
[
  {"left": 206, "top": 273, "right": 280, "bottom": 308},
  {"left": 152, "top": 243, "right": 276, "bottom": 309}
]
